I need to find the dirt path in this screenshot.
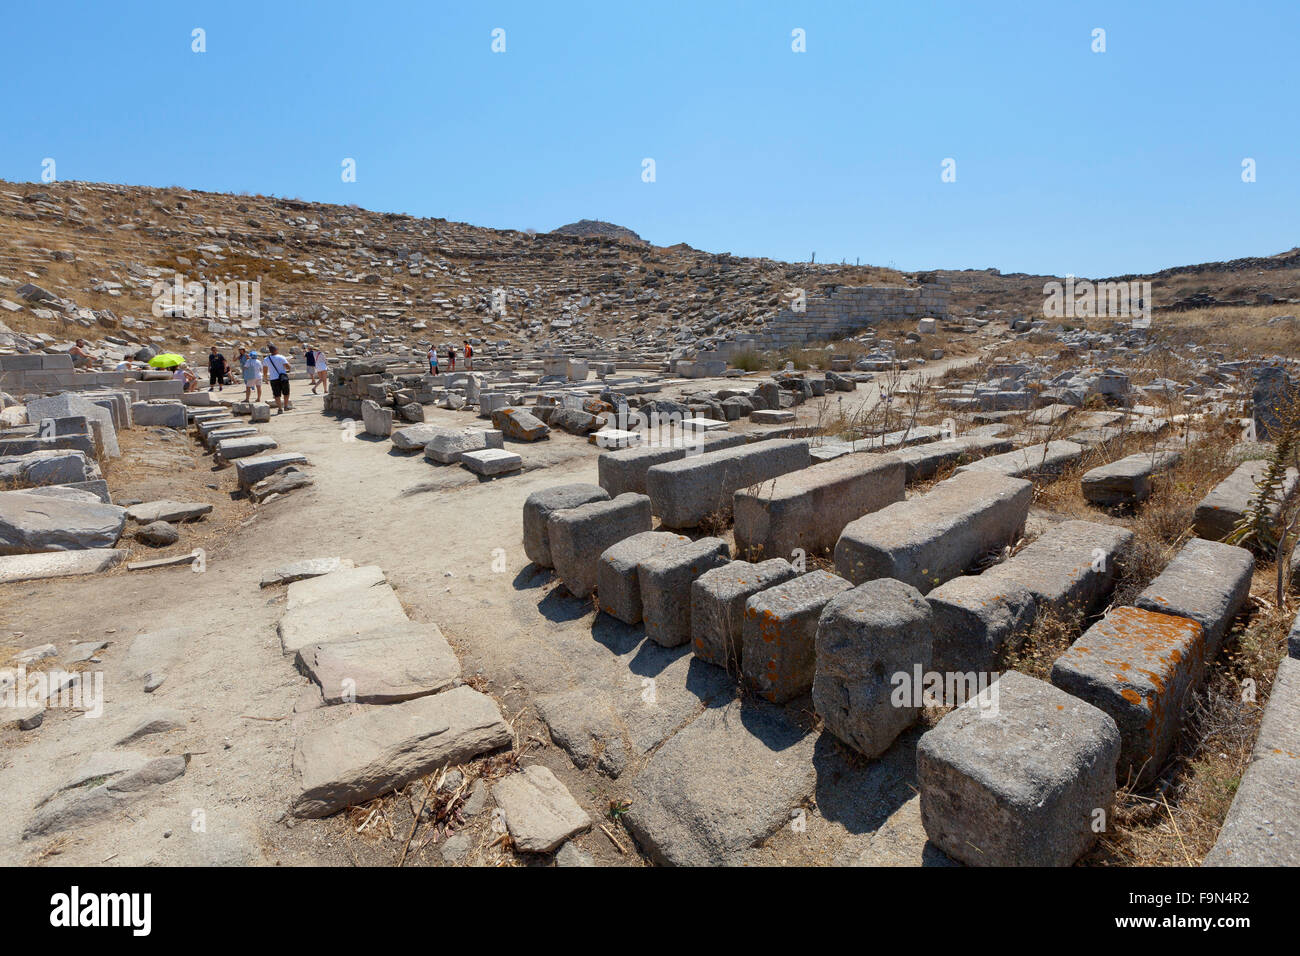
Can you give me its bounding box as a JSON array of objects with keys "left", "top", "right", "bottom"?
[{"left": 0, "top": 354, "right": 982, "bottom": 867}]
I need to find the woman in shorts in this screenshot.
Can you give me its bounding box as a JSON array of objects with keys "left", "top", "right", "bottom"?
[
  {"left": 240, "top": 348, "right": 263, "bottom": 402},
  {"left": 313, "top": 348, "right": 329, "bottom": 394}
]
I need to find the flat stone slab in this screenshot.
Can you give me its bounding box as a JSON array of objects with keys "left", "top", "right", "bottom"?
[
  {"left": 1134, "top": 538, "right": 1254, "bottom": 657},
  {"left": 260, "top": 556, "right": 356, "bottom": 589},
  {"left": 1081, "top": 450, "right": 1181, "bottom": 506},
  {"left": 23, "top": 752, "right": 189, "bottom": 839},
  {"left": 217, "top": 435, "right": 279, "bottom": 459},
  {"left": 292, "top": 686, "right": 512, "bottom": 818},
  {"left": 236, "top": 453, "right": 308, "bottom": 489},
  {"left": 460, "top": 448, "right": 523, "bottom": 475},
  {"left": 733, "top": 452, "right": 905, "bottom": 561},
  {"left": 750, "top": 409, "right": 796, "bottom": 424},
  {"left": 125, "top": 499, "right": 213, "bottom": 524},
  {"left": 834, "top": 471, "right": 1032, "bottom": 592},
  {"left": 0, "top": 450, "right": 98, "bottom": 487},
  {"left": 680, "top": 416, "right": 730, "bottom": 432},
  {"left": 918, "top": 671, "right": 1120, "bottom": 866},
  {"left": 646, "top": 439, "right": 812, "bottom": 529},
  {"left": 296, "top": 621, "right": 461, "bottom": 704},
  {"left": 278, "top": 582, "right": 409, "bottom": 656},
  {"left": 0, "top": 547, "right": 127, "bottom": 583},
  {"left": 1051, "top": 606, "right": 1206, "bottom": 788},
  {"left": 1194, "top": 460, "right": 1298, "bottom": 541},
  {"left": 1204, "top": 656, "right": 1300, "bottom": 866},
  {"left": 492, "top": 765, "right": 592, "bottom": 853},
  {"left": 742, "top": 569, "right": 854, "bottom": 703},
  {"left": 954, "top": 440, "right": 1084, "bottom": 481},
  {"left": 622, "top": 698, "right": 818, "bottom": 866},
  {"left": 492, "top": 407, "right": 550, "bottom": 441},
  {"left": 591, "top": 429, "right": 641, "bottom": 449},
  {"left": 287, "top": 564, "right": 387, "bottom": 609},
  {"left": 0, "top": 490, "right": 127, "bottom": 555}
]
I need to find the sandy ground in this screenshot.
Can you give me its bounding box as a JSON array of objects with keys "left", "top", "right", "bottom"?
[{"left": 0, "top": 354, "right": 982, "bottom": 867}]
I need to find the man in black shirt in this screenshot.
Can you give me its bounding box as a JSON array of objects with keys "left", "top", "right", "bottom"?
[{"left": 208, "top": 347, "right": 228, "bottom": 392}]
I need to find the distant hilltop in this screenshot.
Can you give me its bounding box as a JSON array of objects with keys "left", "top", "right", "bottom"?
[{"left": 551, "top": 219, "right": 645, "bottom": 244}]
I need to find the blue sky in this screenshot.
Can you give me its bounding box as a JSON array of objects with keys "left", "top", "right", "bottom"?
[{"left": 4, "top": 1, "right": 1296, "bottom": 276}]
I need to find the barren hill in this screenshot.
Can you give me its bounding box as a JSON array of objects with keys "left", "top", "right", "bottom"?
[{"left": 550, "top": 219, "right": 645, "bottom": 244}]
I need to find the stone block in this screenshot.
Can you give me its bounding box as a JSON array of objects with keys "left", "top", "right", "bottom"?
[
  {"left": 638, "top": 537, "right": 732, "bottom": 646},
  {"left": 595, "top": 531, "right": 688, "bottom": 624},
  {"left": 917, "top": 671, "right": 1120, "bottom": 866},
  {"left": 813, "top": 577, "right": 933, "bottom": 757},
  {"left": 742, "top": 570, "right": 854, "bottom": 703},
  {"left": 690, "top": 559, "right": 798, "bottom": 671},
  {"left": 523, "top": 483, "right": 610, "bottom": 568},
  {"left": 1134, "top": 538, "right": 1254, "bottom": 657},
  {"left": 548, "top": 493, "right": 653, "bottom": 598},
  {"left": 646, "top": 439, "right": 811, "bottom": 529}
]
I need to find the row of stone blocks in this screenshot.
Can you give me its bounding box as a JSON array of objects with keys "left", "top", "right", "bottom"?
[
  {"left": 521, "top": 461, "right": 1263, "bottom": 865},
  {"left": 917, "top": 535, "right": 1256, "bottom": 865}
]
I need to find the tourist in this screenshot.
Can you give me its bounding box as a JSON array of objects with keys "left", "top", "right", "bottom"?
[
  {"left": 313, "top": 348, "right": 329, "bottom": 394},
  {"left": 240, "top": 347, "right": 263, "bottom": 403},
  {"left": 69, "top": 339, "right": 95, "bottom": 368},
  {"left": 428, "top": 345, "right": 439, "bottom": 375},
  {"left": 447, "top": 345, "right": 456, "bottom": 372},
  {"left": 173, "top": 362, "right": 198, "bottom": 392},
  {"left": 304, "top": 345, "right": 316, "bottom": 389},
  {"left": 464, "top": 340, "right": 473, "bottom": 371},
  {"left": 263, "top": 343, "right": 293, "bottom": 413},
  {"left": 208, "top": 346, "right": 227, "bottom": 392}
]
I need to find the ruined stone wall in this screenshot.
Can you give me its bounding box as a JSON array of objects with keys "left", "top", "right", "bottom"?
[{"left": 730, "top": 281, "right": 952, "bottom": 351}]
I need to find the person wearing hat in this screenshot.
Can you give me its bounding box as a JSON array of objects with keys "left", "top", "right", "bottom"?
[{"left": 239, "top": 346, "right": 263, "bottom": 403}]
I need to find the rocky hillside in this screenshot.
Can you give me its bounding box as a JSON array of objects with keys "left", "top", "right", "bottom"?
[{"left": 0, "top": 181, "right": 901, "bottom": 359}]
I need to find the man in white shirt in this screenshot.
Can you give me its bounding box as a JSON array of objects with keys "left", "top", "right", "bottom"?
[{"left": 263, "top": 343, "right": 293, "bottom": 413}]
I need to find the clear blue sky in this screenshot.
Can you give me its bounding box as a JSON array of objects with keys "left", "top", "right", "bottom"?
[{"left": 4, "top": 1, "right": 1296, "bottom": 277}]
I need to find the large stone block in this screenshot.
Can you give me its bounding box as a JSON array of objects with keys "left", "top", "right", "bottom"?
[
  {"left": 742, "top": 570, "right": 853, "bottom": 703},
  {"left": 0, "top": 450, "right": 98, "bottom": 487},
  {"left": 423, "top": 428, "right": 503, "bottom": 464},
  {"left": 235, "top": 453, "right": 308, "bottom": 489},
  {"left": 522, "top": 483, "right": 609, "bottom": 568},
  {"left": 954, "top": 440, "right": 1084, "bottom": 481},
  {"left": 1194, "top": 460, "right": 1298, "bottom": 541},
  {"left": 1134, "top": 538, "right": 1254, "bottom": 658},
  {"left": 1081, "top": 450, "right": 1181, "bottom": 506},
  {"left": 638, "top": 537, "right": 731, "bottom": 646},
  {"left": 917, "top": 671, "right": 1120, "bottom": 866},
  {"left": 733, "top": 452, "right": 905, "bottom": 561},
  {"left": 927, "top": 575, "right": 1039, "bottom": 673},
  {"left": 1204, "top": 656, "right": 1300, "bottom": 865},
  {"left": 596, "top": 432, "right": 746, "bottom": 497},
  {"left": 0, "top": 490, "right": 126, "bottom": 554},
  {"left": 595, "top": 531, "right": 688, "bottom": 624},
  {"left": 889, "top": 435, "right": 1013, "bottom": 482},
  {"left": 548, "top": 493, "right": 653, "bottom": 598},
  {"left": 295, "top": 621, "right": 461, "bottom": 705},
  {"left": 834, "top": 471, "right": 1032, "bottom": 591},
  {"left": 131, "top": 401, "right": 187, "bottom": 429},
  {"left": 690, "top": 558, "right": 798, "bottom": 671},
  {"left": 361, "top": 399, "right": 392, "bottom": 438},
  {"left": 492, "top": 407, "right": 550, "bottom": 442},
  {"left": 646, "top": 439, "right": 811, "bottom": 529},
  {"left": 1051, "top": 606, "right": 1206, "bottom": 788},
  {"left": 813, "top": 577, "right": 933, "bottom": 757}
]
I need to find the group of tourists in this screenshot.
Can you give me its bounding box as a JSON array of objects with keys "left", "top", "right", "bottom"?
[
  {"left": 203, "top": 344, "right": 329, "bottom": 414},
  {"left": 427, "top": 340, "right": 474, "bottom": 375}
]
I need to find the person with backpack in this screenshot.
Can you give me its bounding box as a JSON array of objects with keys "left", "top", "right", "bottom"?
[
  {"left": 263, "top": 343, "right": 293, "bottom": 413},
  {"left": 304, "top": 346, "right": 316, "bottom": 392},
  {"left": 463, "top": 340, "right": 473, "bottom": 371}
]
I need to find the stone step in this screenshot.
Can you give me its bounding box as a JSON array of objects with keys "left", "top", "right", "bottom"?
[{"left": 291, "top": 686, "right": 511, "bottom": 818}]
